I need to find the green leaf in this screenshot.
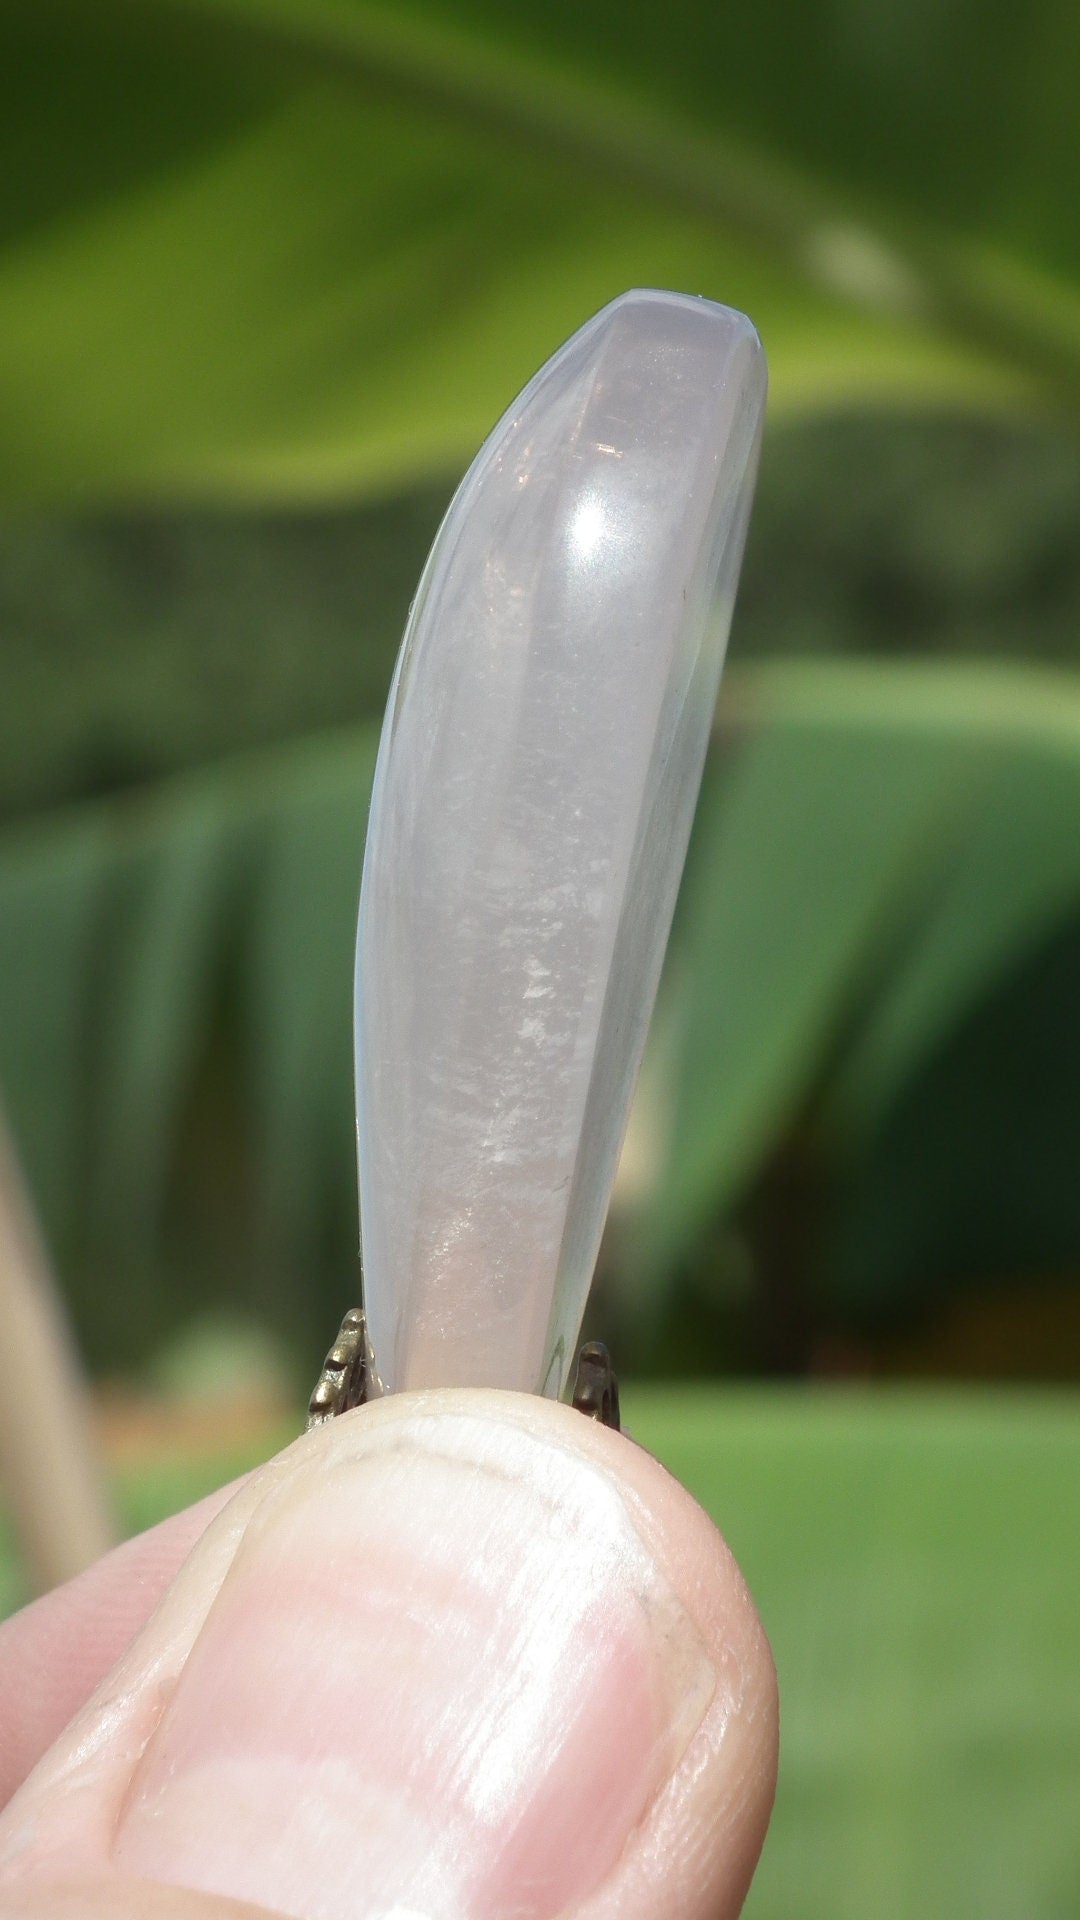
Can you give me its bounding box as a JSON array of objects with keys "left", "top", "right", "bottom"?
[
  {"left": 824, "top": 680, "right": 1080, "bottom": 1139},
  {"left": 0, "top": 814, "right": 110, "bottom": 1256},
  {"left": 618, "top": 660, "right": 1080, "bottom": 1315},
  {"left": 826, "top": 905, "right": 1080, "bottom": 1323},
  {"left": 1, "top": 0, "right": 1076, "bottom": 503},
  {"left": 92, "top": 785, "right": 246, "bottom": 1260},
  {"left": 0, "top": 726, "right": 378, "bottom": 1366},
  {"left": 244, "top": 732, "right": 376, "bottom": 1291}
]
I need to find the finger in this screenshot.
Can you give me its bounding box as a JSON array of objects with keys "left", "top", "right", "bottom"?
[
  {"left": 0, "top": 1390, "right": 778, "bottom": 1920},
  {"left": 0, "top": 1875, "right": 268, "bottom": 1919},
  {"left": 0, "top": 1480, "right": 244, "bottom": 1807}
]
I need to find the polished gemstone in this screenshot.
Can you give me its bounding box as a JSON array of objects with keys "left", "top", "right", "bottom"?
[{"left": 355, "top": 288, "right": 766, "bottom": 1396}]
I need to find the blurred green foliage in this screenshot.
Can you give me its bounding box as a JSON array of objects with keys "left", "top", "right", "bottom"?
[
  {"left": 3, "top": 424, "right": 1080, "bottom": 1382},
  {"left": 0, "top": 0, "right": 1077, "bottom": 1379},
  {"left": 3, "top": 414, "right": 1080, "bottom": 822},
  {"left": 655, "top": 1388, "right": 1080, "bottom": 1920}
]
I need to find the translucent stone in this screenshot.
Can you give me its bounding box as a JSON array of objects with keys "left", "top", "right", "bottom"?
[{"left": 355, "top": 288, "right": 766, "bottom": 1397}]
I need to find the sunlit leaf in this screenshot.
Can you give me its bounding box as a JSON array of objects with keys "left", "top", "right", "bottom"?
[{"left": 1, "top": 0, "right": 1075, "bottom": 503}]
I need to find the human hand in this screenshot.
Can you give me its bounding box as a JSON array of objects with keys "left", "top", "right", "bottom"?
[{"left": 0, "top": 1391, "right": 777, "bottom": 1918}]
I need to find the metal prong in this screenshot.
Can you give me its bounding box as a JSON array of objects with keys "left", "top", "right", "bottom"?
[
  {"left": 306, "top": 1306, "right": 370, "bottom": 1429},
  {"left": 571, "top": 1340, "right": 621, "bottom": 1431},
  {"left": 307, "top": 1315, "right": 620, "bottom": 1433}
]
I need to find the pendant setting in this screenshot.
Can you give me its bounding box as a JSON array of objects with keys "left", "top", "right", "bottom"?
[{"left": 306, "top": 1307, "right": 620, "bottom": 1430}]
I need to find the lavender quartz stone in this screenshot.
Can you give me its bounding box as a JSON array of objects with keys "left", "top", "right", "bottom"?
[{"left": 355, "top": 288, "right": 766, "bottom": 1397}]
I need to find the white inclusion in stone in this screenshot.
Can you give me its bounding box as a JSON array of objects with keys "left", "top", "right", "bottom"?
[{"left": 355, "top": 287, "right": 767, "bottom": 1397}]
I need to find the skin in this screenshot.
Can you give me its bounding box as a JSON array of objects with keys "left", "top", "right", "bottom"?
[{"left": 0, "top": 1390, "right": 778, "bottom": 1920}]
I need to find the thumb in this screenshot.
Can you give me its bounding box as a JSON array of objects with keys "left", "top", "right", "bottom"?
[{"left": 0, "top": 1390, "right": 777, "bottom": 1920}]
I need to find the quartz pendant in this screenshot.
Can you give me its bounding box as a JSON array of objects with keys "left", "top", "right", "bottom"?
[{"left": 355, "top": 288, "right": 766, "bottom": 1398}]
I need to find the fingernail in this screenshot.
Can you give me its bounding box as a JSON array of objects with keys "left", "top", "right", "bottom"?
[{"left": 115, "top": 1407, "right": 714, "bottom": 1919}]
